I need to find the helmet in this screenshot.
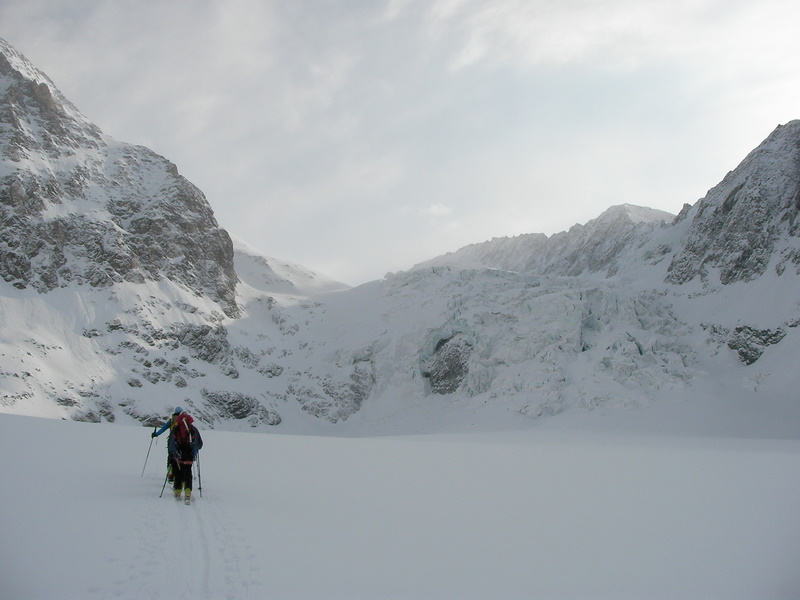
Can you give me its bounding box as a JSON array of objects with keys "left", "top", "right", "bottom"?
[{"left": 173, "top": 406, "right": 184, "bottom": 415}]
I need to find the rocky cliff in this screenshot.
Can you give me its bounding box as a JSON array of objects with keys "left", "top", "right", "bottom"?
[
  {"left": 0, "top": 38, "right": 239, "bottom": 317},
  {"left": 666, "top": 121, "right": 800, "bottom": 286}
]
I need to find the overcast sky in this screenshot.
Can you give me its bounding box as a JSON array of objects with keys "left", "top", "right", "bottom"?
[{"left": 3, "top": 0, "right": 800, "bottom": 285}]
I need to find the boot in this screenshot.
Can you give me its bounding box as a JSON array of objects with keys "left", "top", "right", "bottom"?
[
  {"left": 173, "top": 487, "right": 182, "bottom": 500},
  {"left": 184, "top": 489, "right": 192, "bottom": 505}
]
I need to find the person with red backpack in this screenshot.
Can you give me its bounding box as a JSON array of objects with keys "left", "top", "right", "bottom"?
[{"left": 169, "top": 409, "right": 203, "bottom": 504}]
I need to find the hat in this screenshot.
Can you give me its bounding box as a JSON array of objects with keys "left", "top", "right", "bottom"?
[{"left": 173, "top": 406, "right": 184, "bottom": 415}]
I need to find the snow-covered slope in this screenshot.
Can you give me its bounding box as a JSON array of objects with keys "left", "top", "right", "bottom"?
[
  {"left": 1, "top": 36, "right": 800, "bottom": 434},
  {"left": 233, "top": 236, "right": 349, "bottom": 298}
]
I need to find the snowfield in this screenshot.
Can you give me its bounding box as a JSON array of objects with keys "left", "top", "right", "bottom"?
[{"left": 2, "top": 405, "right": 799, "bottom": 600}]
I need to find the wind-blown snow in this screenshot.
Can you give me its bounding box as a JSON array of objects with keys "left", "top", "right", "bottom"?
[
  {"left": 232, "top": 236, "right": 350, "bottom": 298},
  {"left": 1, "top": 408, "right": 799, "bottom": 600}
]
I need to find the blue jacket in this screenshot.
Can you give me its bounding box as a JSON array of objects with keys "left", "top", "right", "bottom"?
[{"left": 153, "top": 418, "right": 173, "bottom": 438}]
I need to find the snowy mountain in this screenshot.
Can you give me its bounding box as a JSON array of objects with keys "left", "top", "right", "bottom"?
[
  {"left": 2, "top": 37, "right": 800, "bottom": 434},
  {"left": 0, "top": 39, "right": 239, "bottom": 318},
  {"left": 666, "top": 122, "right": 800, "bottom": 287},
  {"left": 413, "top": 203, "right": 674, "bottom": 277},
  {"left": 0, "top": 38, "right": 352, "bottom": 429}
]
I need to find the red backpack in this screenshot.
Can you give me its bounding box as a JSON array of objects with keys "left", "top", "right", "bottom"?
[{"left": 172, "top": 413, "right": 194, "bottom": 449}]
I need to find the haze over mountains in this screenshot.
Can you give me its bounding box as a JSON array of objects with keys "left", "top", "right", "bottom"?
[{"left": 2, "top": 37, "right": 800, "bottom": 434}]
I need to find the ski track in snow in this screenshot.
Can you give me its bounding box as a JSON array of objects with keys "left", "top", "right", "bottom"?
[{"left": 93, "top": 478, "right": 261, "bottom": 600}]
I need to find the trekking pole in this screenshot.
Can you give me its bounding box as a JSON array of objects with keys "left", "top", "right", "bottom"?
[
  {"left": 197, "top": 453, "right": 203, "bottom": 498},
  {"left": 159, "top": 471, "right": 169, "bottom": 498},
  {"left": 141, "top": 427, "right": 156, "bottom": 477}
]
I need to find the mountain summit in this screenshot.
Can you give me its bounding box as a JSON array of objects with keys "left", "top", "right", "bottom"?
[{"left": 1, "top": 38, "right": 799, "bottom": 433}]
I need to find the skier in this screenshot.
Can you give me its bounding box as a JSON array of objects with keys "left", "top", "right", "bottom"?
[
  {"left": 169, "top": 409, "right": 203, "bottom": 504},
  {"left": 151, "top": 407, "right": 184, "bottom": 482}
]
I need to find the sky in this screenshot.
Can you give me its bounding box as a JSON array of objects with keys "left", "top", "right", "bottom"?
[{"left": 2, "top": 0, "right": 800, "bottom": 285}]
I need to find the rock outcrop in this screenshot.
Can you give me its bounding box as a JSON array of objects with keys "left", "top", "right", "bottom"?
[{"left": 0, "top": 38, "right": 239, "bottom": 317}]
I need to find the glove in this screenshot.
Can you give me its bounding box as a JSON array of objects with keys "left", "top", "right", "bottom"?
[{"left": 151, "top": 432, "right": 157, "bottom": 438}]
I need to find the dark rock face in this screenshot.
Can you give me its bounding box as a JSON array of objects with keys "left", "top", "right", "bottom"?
[
  {"left": 726, "top": 326, "right": 787, "bottom": 365},
  {"left": 0, "top": 39, "right": 239, "bottom": 317},
  {"left": 666, "top": 122, "right": 800, "bottom": 286},
  {"left": 199, "top": 390, "right": 282, "bottom": 426},
  {"left": 705, "top": 323, "right": 789, "bottom": 365},
  {"left": 422, "top": 334, "right": 473, "bottom": 394}
]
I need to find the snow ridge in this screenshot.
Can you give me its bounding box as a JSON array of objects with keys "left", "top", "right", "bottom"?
[{"left": 413, "top": 203, "right": 674, "bottom": 277}]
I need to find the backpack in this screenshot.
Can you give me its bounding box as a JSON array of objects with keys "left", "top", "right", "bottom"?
[{"left": 172, "top": 412, "right": 194, "bottom": 452}]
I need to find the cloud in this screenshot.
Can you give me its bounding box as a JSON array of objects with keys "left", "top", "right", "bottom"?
[
  {"left": 425, "top": 0, "right": 800, "bottom": 78},
  {"left": 423, "top": 203, "right": 455, "bottom": 217}
]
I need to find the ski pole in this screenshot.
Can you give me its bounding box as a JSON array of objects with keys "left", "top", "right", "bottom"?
[
  {"left": 141, "top": 427, "right": 156, "bottom": 477},
  {"left": 159, "top": 471, "right": 169, "bottom": 498},
  {"left": 196, "top": 453, "right": 203, "bottom": 498}
]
